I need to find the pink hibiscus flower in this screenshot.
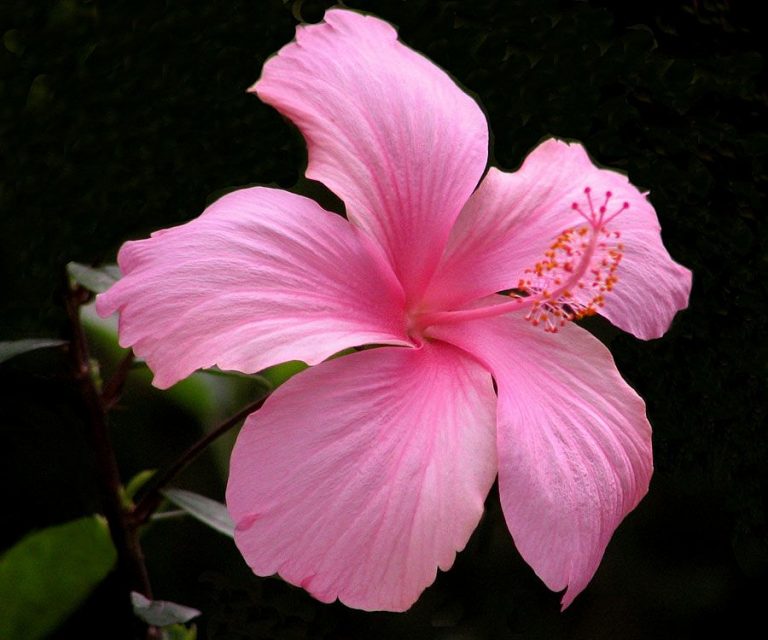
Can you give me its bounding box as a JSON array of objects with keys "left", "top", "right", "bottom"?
[{"left": 96, "top": 9, "right": 691, "bottom": 612}]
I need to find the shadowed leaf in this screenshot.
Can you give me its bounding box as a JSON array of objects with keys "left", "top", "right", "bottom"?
[
  {"left": 131, "top": 591, "right": 201, "bottom": 627},
  {"left": 0, "top": 338, "right": 67, "bottom": 364},
  {"left": 0, "top": 516, "right": 116, "bottom": 640},
  {"left": 162, "top": 489, "right": 235, "bottom": 538},
  {"left": 67, "top": 262, "right": 120, "bottom": 293}
]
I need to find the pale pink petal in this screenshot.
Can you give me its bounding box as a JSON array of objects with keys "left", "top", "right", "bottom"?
[
  {"left": 226, "top": 343, "right": 497, "bottom": 612},
  {"left": 253, "top": 9, "right": 488, "bottom": 298},
  {"left": 426, "top": 138, "right": 691, "bottom": 338},
  {"left": 96, "top": 187, "right": 409, "bottom": 389},
  {"left": 431, "top": 316, "right": 652, "bottom": 608}
]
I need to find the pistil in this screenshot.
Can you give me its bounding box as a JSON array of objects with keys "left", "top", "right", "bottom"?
[{"left": 420, "top": 187, "right": 628, "bottom": 331}]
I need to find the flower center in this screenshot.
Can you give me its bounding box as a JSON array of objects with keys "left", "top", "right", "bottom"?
[{"left": 417, "top": 186, "right": 628, "bottom": 330}]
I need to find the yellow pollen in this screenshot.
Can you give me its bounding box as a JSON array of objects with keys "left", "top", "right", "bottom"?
[{"left": 507, "top": 187, "right": 629, "bottom": 333}]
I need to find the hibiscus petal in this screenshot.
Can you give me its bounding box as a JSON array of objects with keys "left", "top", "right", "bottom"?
[
  {"left": 427, "top": 138, "right": 691, "bottom": 339},
  {"left": 96, "top": 187, "right": 409, "bottom": 389},
  {"left": 253, "top": 9, "right": 489, "bottom": 297},
  {"left": 431, "top": 317, "right": 652, "bottom": 608},
  {"left": 226, "top": 343, "right": 497, "bottom": 612}
]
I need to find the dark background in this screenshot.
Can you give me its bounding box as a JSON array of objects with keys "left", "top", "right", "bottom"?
[{"left": 2, "top": 0, "right": 766, "bottom": 638}]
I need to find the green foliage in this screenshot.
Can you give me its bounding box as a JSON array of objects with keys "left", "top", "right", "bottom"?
[
  {"left": 259, "top": 359, "right": 308, "bottom": 389},
  {"left": 161, "top": 623, "right": 198, "bottom": 640},
  {"left": 162, "top": 488, "right": 235, "bottom": 538},
  {"left": 123, "top": 469, "right": 156, "bottom": 503},
  {"left": 0, "top": 516, "right": 116, "bottom": 640},
  {"left": 67, "top": 261, "right": 120, "bottom": 294},
  {"left": 130, "top": 591, "right": 201, "bottom": 626}
]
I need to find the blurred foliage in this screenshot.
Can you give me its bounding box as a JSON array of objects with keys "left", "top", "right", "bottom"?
[
  {"left": 130, "top": 591, "right": 200, "bottom": 627},
  {"left": 0, "top": 337, "right": 67, "bottom": 363},
  {"left": 1, "top": 0, "right": 766, "bottom": 638},
  {"left": 67, "top": 261, "right": 121, "bottom": 293},
  {"left": 0, "top": 516, "right": 116, "bottom": 639},
  {"left": 162, "top": 489, "right": 235, "bottom": 539}
]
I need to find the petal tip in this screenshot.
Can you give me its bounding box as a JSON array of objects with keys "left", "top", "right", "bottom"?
[
  {"left": 148, "top": 370, "right": 175, "bottom": 391},
  {"left": 559, "top": 588, "right": 578, "bottom": 611},
  {"left": 93, "top": 292, "right": 114, "bottom": 318}
]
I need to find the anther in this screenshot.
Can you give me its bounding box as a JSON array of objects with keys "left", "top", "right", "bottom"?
[{"left": 510, "top": 185, "right": 631, "bottom": 333}]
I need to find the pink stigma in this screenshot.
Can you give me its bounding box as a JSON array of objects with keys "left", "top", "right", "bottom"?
[{"left": 571, "top": 187, "right": 630, "bottom": 230}]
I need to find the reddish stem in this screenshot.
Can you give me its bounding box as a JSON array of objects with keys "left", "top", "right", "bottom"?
[
  {"left": 132, "top": 394, "right": 269, "bottom": 525},
  {"left": 64, "top": 284, "right": 155, "bottom": 638}
]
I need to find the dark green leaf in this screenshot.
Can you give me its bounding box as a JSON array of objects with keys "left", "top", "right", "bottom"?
[
  {"left": 203, "top": 367, "right": 273, "bottom": 388},
  {"left": 67, "top": 262, "right": 120, "bottom": 293},
  {"left": 0, "top": 338, "right": 67, "bottom": 364},
  {"left": 124, "top": 469, "right": 157, "bottom": 503},
  {"left": 259, "top": 360, "right": 307, "bottom": 388},
  {"left": 0, "top": 516, "right": 117, "bottom": 640},
  {"left": 131, "top": 592, "right": 201, "bottom": 627},
  {"left": 162, "top": 489, "right": 234, "bottom": 538},
  {"left": 162, "top": 624, "right": 198, "bottom": 640}
]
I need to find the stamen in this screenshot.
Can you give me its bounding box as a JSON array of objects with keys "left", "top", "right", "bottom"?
[
  {"left": 415, "top": 187, "right": 630, "bottom": 331},
  {"left": 509, "top": 187, "right": 628, "bottom": 333}
]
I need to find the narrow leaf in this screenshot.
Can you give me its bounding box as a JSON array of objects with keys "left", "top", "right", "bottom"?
[
  {"left": 131, "top": 592, "right": 201, "bottom": 627},
  {"left": 124, "top": 469, "right": 157, "bottom": 502},
  {"left": 0, "top": 516, "right": 117, "bottom": 640},
  {"left": 162, "top": 489, "right": 234, "bottom": 538},
  {"left": 67, "top": 262, "right": 120, "bottom": 293},
  {"left": 0, "top": 338, "right": 67, "bottom": 364}
]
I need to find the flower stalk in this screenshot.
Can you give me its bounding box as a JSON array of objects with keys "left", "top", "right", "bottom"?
[
  {"left": 64, "top": 283, "right": 155, "bottom": 637},
  {"left": 131, "top": 393, "right": 269, "bottom": 525},
  {"left": 65, "top": 279, "right": 270, "bottom": 637}
]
